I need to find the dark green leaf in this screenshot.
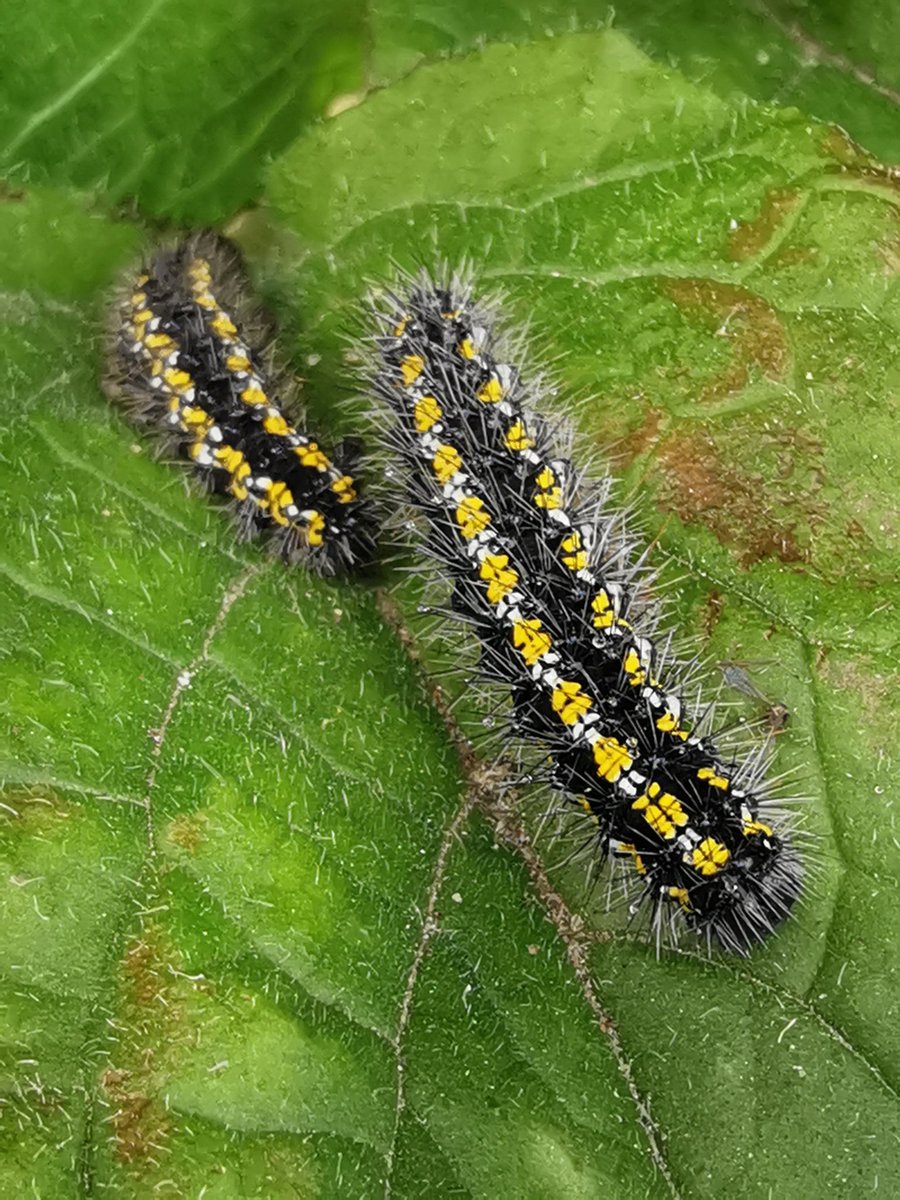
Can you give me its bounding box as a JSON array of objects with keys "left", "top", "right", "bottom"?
[{"left": 0, "top": 0, "right": 368, "bottom": 222}]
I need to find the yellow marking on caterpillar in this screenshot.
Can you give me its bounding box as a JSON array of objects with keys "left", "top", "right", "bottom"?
[
  {"left": 551, "top": 680, "right": 592, "bottom": 726},
  {"left": 743, "top": 820, "right": 773, "bottom": 838},
  {"left": 163, "top": 368, "right": 193, "bottom": 394},
  {"left": 593, "top": 736, "right": 633, "bottom": 782},
  {"left": 655, "top": 707, "right": 691, "bottom": 742},
  {"left": 132, "top": 308, "right": 153, "bottom": 326},
  {"left": 504, "top": 421, "right": 534, "bottom": 453},
  {"left": 414, "top": 395, "right": 442, "bottom": 432},
  {"left": 623, "top": 647, "right": 647, "bottom": 686},
  {"left": 229, "top": 463, "right": 251, "bottom": 500},
  {"left": 591, "top": 591, "right": 616, "bottom": 629},
  {"left": 458, "top": 337, "right": 476, "bottom": 360},
  {"left": 214, "top": 445, "right": 246, "bottom": 475},
  {"left": 512, "top": 618, "right": 552, "bottom": 668},
  {"left": 400, "top": 354, "right": 425, "bottom": 387},
  {"left": 441, "top": 308, "right": 461, "bottom": 320},
  {"left": 241, "top": 386, "right": 268, "bottom": 407},
  {"left": 534, "top": 465, "right": 561, "bottom": 510},
  {"left": 331, "top": 475, "right": 357, "bottom": 504},
  {"left": 266, "top": 481, "right": 294, "bottom": 526},
  {"left": 263, "top": 413, "right": 292, "bottom": 436},
  {"left": 211, "top": 313, "right": 237, "bottom": 339},
  {"left": 432, "top": 444, "right": 462, "bottom": 483},
  {"left": 226, "top": 354, "right": 251, "bottom": 373},
  {"left": 144, "top": 332, "right": 175, "bottom": 352},
  {"left": 456, "top": 496, "right": 491, "bottom": 540},
  {"left": 131, "top": 290, "right": 147, "bottom": 306},
  {"left": 180, "top": 405, "right": 212, "bottom": 430},
  {"left": 480, "top": 554, "right": 518, "bottom": 604},
  {"left": 194, "top": 292, "right": 217, "bottom": 311},
  {"left": 477, "top": 376, "right": 504, "bottom": 404},
  {"left": 306, "top": 511, "right": 326, "bottom": 546},
  {"left": 214, "top": 446, "right": 250, "bottom": 500},
  {"left": 632, "top": 782, "right": 687, "bottom": 840},
  {"left": 393, "top": 315, "right": 409, "bottom": 337},
  {"left": 668, "top": 887, "right": 691, "bottom": 911},
  {"left": 698, "top": 766, "right": 730, "bottom": 791},
  {"left": 692, "top": 838, "right": 730, "bottom": 876},
  {"left": 560, "top": 531, "right": 587, "bottom": 572},
  {"left": 296, "top": 443, "right": 330, "bottom": 471}
]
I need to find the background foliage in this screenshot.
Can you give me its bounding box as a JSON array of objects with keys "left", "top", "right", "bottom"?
[{"left": 1, "top": 3, "right": 897, "bottom": 1197}]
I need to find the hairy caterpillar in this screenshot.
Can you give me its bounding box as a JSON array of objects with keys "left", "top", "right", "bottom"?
[
  {"left": 105, "top": 233, "right": 372, "bottom": 573},
  {"left": 367, "top": 270, "right": 803, "bottom": 953}
]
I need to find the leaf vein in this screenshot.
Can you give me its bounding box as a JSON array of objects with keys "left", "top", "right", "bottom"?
[{"left": 1, "top": 0, "right": 171, "bottom": 160}]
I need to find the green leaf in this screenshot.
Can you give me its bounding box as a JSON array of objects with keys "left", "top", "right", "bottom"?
[
  {"left": 2, "top": 28, "right": 898, "bottom": 1200},
  {"left": 366, "top": 0, "right": 900, "bottom": 162},
  {"left": 265, "top": 28, "right": 899, "bottom": 1194},
  {"left": 0, "top": 0, "right": 369, "bottom": 222},
  {"left": 3, "top": 0, "right": 897, "bottom": 227}
]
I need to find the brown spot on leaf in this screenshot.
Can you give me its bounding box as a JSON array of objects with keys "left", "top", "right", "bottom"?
[
  {"left": 845, "top": 518, "right": 870, "bottom": 544},
  {"left": 820, "top": 127, "right": 900, "bottom": 193},
  {"left": 819, "top": 125, "right": 874, "bottom": 170},
  {"left": 616, "top": 404, "right": 664, "bottom": 467},
  {"left": 658, "top": 430, "right": 811, "bottom": 568},
  {"left": 0, "top": 787, "right": 72, "bottom": 829},
  {"left": 100, "top": 925, "right": 183, "bottom": 1169},
  {"left": 100, "top": 1068, "right": 169, "bottom": 1166},
  {"left": 662, "top": 279, "right": 789, "bottom": 404},
  {"left": 122, "top": 933, "right": 171, "bottom": 1009},
  {"left": 727, "top": 189, "right": 800, "bottom": 261},
  {"left": 165, "top": 811, "right": 208, "bottom": 853},
  {"left": 0, "top": 180, "right": 26, "bottom": 202},
  {"left": 772, "top": 243, "right": 819, "bottom": 267}
]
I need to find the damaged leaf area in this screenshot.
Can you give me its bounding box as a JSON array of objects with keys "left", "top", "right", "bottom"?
[{"left": 1, "top": 26, "right": 898, "bottom": 1200}]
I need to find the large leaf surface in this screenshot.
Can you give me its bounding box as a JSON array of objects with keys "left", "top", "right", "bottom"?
[
  {"left": 265, "top": 28, "right": 900, "bottom": 1197},
  {"left": 0, "top": 0, "right": 368, "bottom": 222},
  {"left": 1, "top": 25, "right": 898, "bottom": 1200},
  {"left": 370, "top": 0, "right": 900, "bottom": 161},
  {"left": 1, "top": 0, "right": 897, "bottom": 224}
]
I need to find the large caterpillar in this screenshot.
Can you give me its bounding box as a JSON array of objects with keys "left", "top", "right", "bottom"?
[
  {"left": 105, "top": 233, "right": 372, "bottom": 573},
  {"left": 367, "top": 271, "right": 803, "bottom": 953}
]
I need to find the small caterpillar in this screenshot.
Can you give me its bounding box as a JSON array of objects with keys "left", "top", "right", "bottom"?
[
  {"left": 367, "top": 270, "right": 803, "bottom": 953},
  {"left": 105, "top": 233, "right": 372, "bottom": 573}
]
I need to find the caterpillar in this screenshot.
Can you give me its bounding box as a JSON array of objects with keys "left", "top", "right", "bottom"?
[
  {"left": 367, "top": 270, "right": 804, "bottom": 953},
  {"left": 104, "top": 233, "right": 372, "bottom": 573}
]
